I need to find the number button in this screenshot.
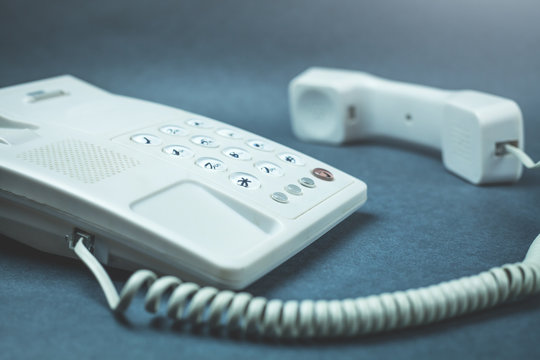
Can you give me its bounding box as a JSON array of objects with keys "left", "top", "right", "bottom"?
[
  {"left": 254, "top": 161, "right": 284, "bottom": 177},
  {"left": 160, "top": 125, "right": 188, "bottom": 136},
  {"left": 217, "top": 128, "right": 243, "bottom": 139},
  {"left": 196, "top": 157, "right": 227, "bottom": 172},
  {"left": 186, "top": 119, "right": 213, "bottom": 128},
  {"left": 162, "top": 145, "right": 194, "bottom": 158},
  {"left": 247, "top": 139, "right": 274, "bottom": 152},
  {"left": 190, "top": 135, "right": 219, "bottom": 148},
  {"left": 131, "top": 134, "right": 162, "bottom": 146},
  {"left": 278, "top": 152, "right": 305, "bottom": 166},
  {"left": 222, "top": 147, "right": 252, "bottom": 161},
  {"left": 229, "top": 172, "right": 260, "bottom": 190}
]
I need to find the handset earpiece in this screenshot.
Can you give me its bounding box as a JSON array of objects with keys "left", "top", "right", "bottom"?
[{"left": 289, "top": 67, "right": 524, "bottom": 185}]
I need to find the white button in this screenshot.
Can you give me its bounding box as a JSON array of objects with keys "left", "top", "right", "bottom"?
[
  {"left": 186, "top": 119, "right": 213, "bottom": 128},
  {"left": 222, "top": 147, "right": 252, "bottom": 160},
  {"left": 278, "top": 152, "right": 305, "bottom": 166},
  {"left": 217, "top": 128, "right": 243, "bottom": 139},
  {"left": 229, "top": 172, "right": 260, "bottom": 190},
  {"left": 131, "top": 134, "right": 162, "bottom": 145},
  {"left": 162, "top": 145, "right": 194, "bottom": 158},
  {"left": 247, "top": 139, "right": 274, "bottom": 152},
  {"left": 271, "top": 192, "right": 288, "bottom": 203},
  {"left": 160, "top": 125, "right": 188, "bottom": 136},
  {"left": 298, "top": 177, "right": 316, "bottom": 188},
  {"left": 196, "top": 157, "right": 227, "bottom": 171},
  {"left": 254, "top": 161, "right": 284, "bottom": 177},
  {"left": 285, "top": 184, "right": 303, "bottom": 196},
  {"left": 190, "top": 135, "right": 219, "bottom": 148}
]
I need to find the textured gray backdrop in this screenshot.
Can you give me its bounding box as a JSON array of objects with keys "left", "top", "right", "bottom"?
[{"left": 1, "top": 0, "right": 539, "bottom": 359}]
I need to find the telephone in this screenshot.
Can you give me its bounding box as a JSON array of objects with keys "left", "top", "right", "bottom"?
[
  {"left": 1, "top": 74, "right": 539, "bottom": 338},
  {"left": 0, "top": 75, "right": 367, "bottom": 289}
]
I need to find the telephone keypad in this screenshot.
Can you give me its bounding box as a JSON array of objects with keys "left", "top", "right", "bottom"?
[{"left": 120, "top": 118, "right": 346, "bottom": 214}]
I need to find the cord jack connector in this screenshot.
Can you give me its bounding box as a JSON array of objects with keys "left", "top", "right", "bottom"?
[
  {"left": 495, "top": 140, "right": 519, "bottom": 156},
  {"left": 68, "top": 229, "right": 95, "bottom": 252}
]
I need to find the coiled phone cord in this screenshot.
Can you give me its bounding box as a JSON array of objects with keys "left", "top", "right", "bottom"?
[{"left": 73, "top": 233, "right": 540, "bottom": 338}]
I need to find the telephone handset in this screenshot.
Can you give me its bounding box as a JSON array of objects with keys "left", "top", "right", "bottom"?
[{"left": 0, "top": 75, "right": 367, "bottom": 289}]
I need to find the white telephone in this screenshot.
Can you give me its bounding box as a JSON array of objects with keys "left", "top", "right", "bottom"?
[
  {"left": 1, "top": 74, "right": 539, "bottom": 339},
  {"left": 0, "top": 75, "right": 367, "bottom": 289}
]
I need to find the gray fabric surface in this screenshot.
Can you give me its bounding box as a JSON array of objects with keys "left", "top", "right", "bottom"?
[{"left": 1, "top": 0, "right": 539, "bottom": 359}]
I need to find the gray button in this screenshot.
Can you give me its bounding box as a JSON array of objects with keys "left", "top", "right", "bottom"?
[
  {"left": 271, "top": 192, "right": 288, "bottom": 203},
  {"left": 285, "top": 184, "right": 303, "bottom": 196},
  {"left": 298, "top": 177, "right": 316, "bottom": 188}
]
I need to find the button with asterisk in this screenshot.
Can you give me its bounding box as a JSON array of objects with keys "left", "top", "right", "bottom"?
[{"left": 229, "top": 172, "right": 260, "bottom": 190}]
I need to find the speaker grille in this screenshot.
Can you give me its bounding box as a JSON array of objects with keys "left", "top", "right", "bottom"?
[{"left": 17, "top": 139, "right": 140, "bottom": 184}]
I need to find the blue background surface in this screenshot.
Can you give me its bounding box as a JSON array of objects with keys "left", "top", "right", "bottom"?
[{"left": 1, "top": 0, "right": 539, "bottom": 359}]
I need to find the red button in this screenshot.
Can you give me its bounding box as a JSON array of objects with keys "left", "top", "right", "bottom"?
[{"left": 312, "top": 168, "right": 334, "bottom": 181}]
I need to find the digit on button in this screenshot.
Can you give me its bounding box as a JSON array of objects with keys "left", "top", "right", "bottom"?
[
  {"left": 131, "top": 134, "right": 162, "bottom": 146},
  {"left": 160, "top": 125, "right": 188, "bottom": 136},
  {"left": 278, "top": 152, "right": 305, "bottom": 166},
  {"left": 196, "top": 157, "right": 227, "bottom": 171},
  {"left": 191, "top": 135, "right": 219, "bottom": 148}
]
